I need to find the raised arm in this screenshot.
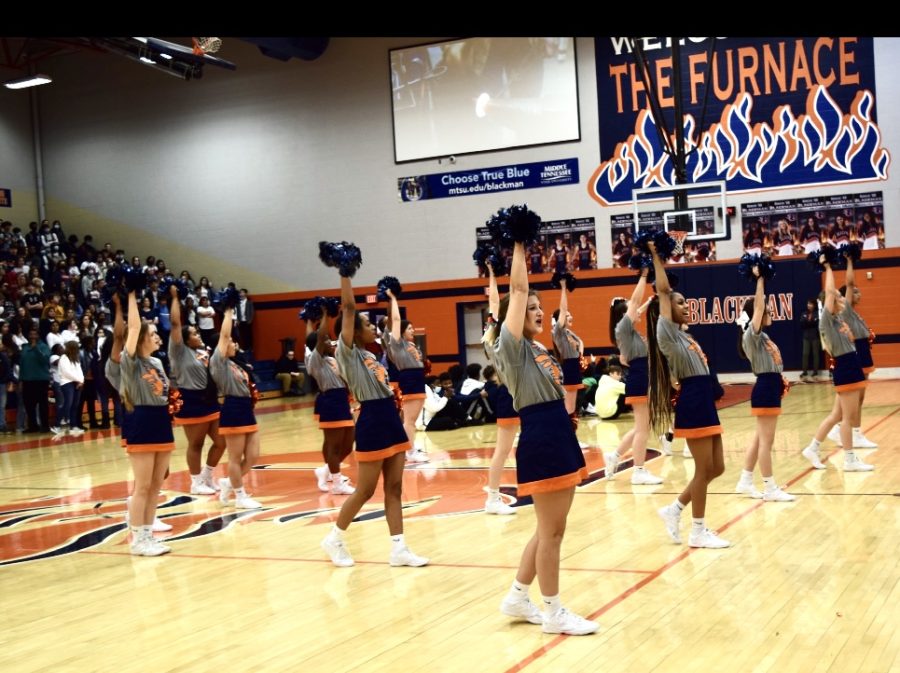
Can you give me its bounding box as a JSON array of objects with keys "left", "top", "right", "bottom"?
[
  {"left": 340, "top": 276, "right": 355, "bottom": 348},
  {"left": 844, "top": 256, "right": 856, "bottom": 301},
  {"left": 505, "top": 241, "right": 529, "bottom": 340},
  {"left": 110, "top": 293, "right": 126, "bottom": 363},
  {"left": 626, "top": 267, "right": 649, "bottom": 322},
  {"left": 316, "top": 313, "right": 331, "bottom": 355},
  {"left": 823, "top": 259, "right": 837, "bottom": 315},
  {"left": 217, "top": 308, "right": 234, "bottom": 357},
  {"left": 487, "top": 261, "right": 499, "bottom": 318},
  {"left": 388, "top": 290, "right": 401, "bottom": 341},
  {"left": 169, "top": 284, "right": 182, "bottom": 343},
  {"left": 750, "top": 270, "right": 766, "bottom": 333},
  {"left": 124, "top": 291, "right": 140, "bottom": 357},
  {"left": 649, "top": 243, "right": 672, "bottom": 320}
]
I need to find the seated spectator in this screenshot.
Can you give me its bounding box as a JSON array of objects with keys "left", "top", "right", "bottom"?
[
  {"left": 459, "top": 363, "right": 485, "bottom": 395},
  {"left": 592, "top": 364, "right": 629, "bottom": 420},
  {"left": 418, "top": 375, "right": 484, "bottom": 431},
  {"left": 275, "top": 349, "right": 305, "bottom": 395},
  {"left": 439, "top": 370, "right": 490, "bottom": 421}
]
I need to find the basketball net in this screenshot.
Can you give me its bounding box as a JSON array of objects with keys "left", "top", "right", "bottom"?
[
  {"left": 192, "top": 37, "right": 223, "bottom": 55},
  {"left": 670, "top": 231, "right": 689, "bottom": 256}
]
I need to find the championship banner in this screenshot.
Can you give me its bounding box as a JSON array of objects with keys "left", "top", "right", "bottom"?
[
  {"left": 741, "top": 191, "right": 884, "bottom": 255},
  {"left": 610, "top": 209, "right": 718, "bottom": 267},
  {"left": 399, "top": 158, "right": 578, "bottom": 202},
  {"left": 474, "top": 217, "right": 596, "bottom": 277},
  {"left": 590, "top": 37, "right": 890, "bottom": 206}
]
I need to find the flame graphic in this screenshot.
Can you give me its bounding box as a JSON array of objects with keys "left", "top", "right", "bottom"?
[{"left": 590, "top": 86, "right": 891, "bottom": 205}]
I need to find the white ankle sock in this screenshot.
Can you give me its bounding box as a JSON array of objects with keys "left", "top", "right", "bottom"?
[
  {"left": 330, "top": 472, "right": 342, "bottom": 481},
  {"left": 762, "top": 476, "right": 776, "bottom": 490},
  {"left": 330, "top": 524, "right": 346, "bottom": 540},
  {"left": 234, "top": 487, "right": 247, "bottom": 499},
  {"left": 691, "top": 518, "right": 704, "bottom": 533},
  {"left": 740, "top": 469, "right": 754, "bottom": 483},
  {"left": 810, "top": 438, "right": 821, "bottom": 450},
  {"left": 201, "top": 465, "right": 214, "bottom": 479},
  {"left": 390, "top": 533, "right": 405, "bottom": 551},
  {"left": 542, "top": 594, "right": 561, "bottom": 615},
  {"left": 673, "top": 500, "right": 685, "bottom": 512},
  {"left": 511, "top": 579, "right": 530, "bottom": 594}
]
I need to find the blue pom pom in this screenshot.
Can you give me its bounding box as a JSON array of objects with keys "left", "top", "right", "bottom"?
[
  {"left": 738, "top": 253, "right": 774, "bottom": 281},
  {"left": 652, "top": 230, "right": 677, "bottom": 261},
  {"left": 473, "top": 244, "right": 490, "bottom": 269},
  {"left": 105, "top": 265, "right": 124, "bottom": 289},
  {"left": 633, "top": 229, "right": 656, "bottom": 255},
  {"left": 218, "top": 287, "right": 240, "bottom": 310},
  {"left": 485, "top": 208, "right": 509, "bottom": 243},
  {"left": 299, "top": 296, "right": 325, "bottom": 322},
  {"left": 473, "top": 243, "right": 506, "bottom": 276},
  {"left": 122, "top": 264, "right": 147, "bottom": 293},
  {"left": 550, "top": 271, "right": 577, "bottom": 292},
  {"left": 319, "top": 241, "right": 363, "bottom": 278},
  {"left": 807, "top": 244, "right": 844, "bottom": 272},
  {"left": 502, "top": 204, "right": 542, "bottom": 244},
  {"left": 323, "top": 297, "right": 341, "bottom": 318},
  {"left": 376, "top": 276, "right": 402, "bottom": 302},
  {"left": 839, "top": 242, "right": 862, "bottom": 264}
]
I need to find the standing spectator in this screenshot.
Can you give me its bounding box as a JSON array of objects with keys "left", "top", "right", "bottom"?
[
  {"left": 236, "top": 288, "right": 254, "bottom": 351},
  {"left": 196, "top": 296, "right": 216, "bottom": 349},
  {"left": 0, "top": 340, "right": 12, "bottom": 433},
  {"left": 78, "top": 335, "right": 100, "bottom": 429},
  {"left": 56, "top": 340, "right": 84, "bottom": 435},
  {"left": 179, "top": 270, "right": 195, "bottom": 292},
  {"left": 197, "top": 276, "right": 214, "bottom": 299},
  {"left": 22, "top": 283, "right": 44, "bottom": 320},
  {"left": 800, "top": 298, "right": 821, "bottom": 381},
  {"left": 19, "top": 326, "right": 51, "bottom": 433}
]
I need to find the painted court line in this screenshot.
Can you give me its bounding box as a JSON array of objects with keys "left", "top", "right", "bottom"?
[{"left": 501, "top": 406, "right": 899, "bottom": 673}]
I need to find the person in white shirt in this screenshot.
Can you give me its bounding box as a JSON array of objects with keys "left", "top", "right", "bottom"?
[
  {"left": 459, "top": 363, "right": 485, "bottom": 395},
  {"left": 46, "top": 321, "right": 65, "bottom": 351},
  {"left": 594, "top": 365, "right": 628, "bottom": 420},
  {"left": 56, "top": 340, "right": 85, "bottom": 435},
  {"left": 196, "top": 296, "right": 216, "bottom": 349}
]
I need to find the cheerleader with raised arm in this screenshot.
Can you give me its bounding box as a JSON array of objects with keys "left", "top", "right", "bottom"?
[
  {"left": 318, "top": 242, "right": 428, "bottom": 568},
  {"left": 605, "top": 266, "right": 663, "bottom": 485},
  {"left": 734, "top": 259, "right": 795, "bottom": 501},
  {"left": 211, "top": 293, "right": 263, "bottom": 509},
  {"left": 647, "top": 236, "right": 730, "bottom": 549},
  {"left": 482, "top": 257, "right": 519, "bottom": 515},
  {"left": 489, "top": 207, "right": 596, "bottom": 636},
  {"left": 168, "top": 282, "right": 226, "bottom": 496},
  {"left": 550, "top": 274, "right": 584, "bottom": 421},
  {"left": 305, "top": 299, "right": 356, "bottom": 496},
  {"left": 802, "top": 250, "right": 876, "bottom": 471},
  {"left": 121, "top": 285, "right": 176, "bottom": 556},
  {"left": 381, "top": 280, "right": 429, "bottom": 463}
]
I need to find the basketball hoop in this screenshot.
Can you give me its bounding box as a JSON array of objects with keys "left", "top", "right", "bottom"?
[
  {"left": 192, "top": 37, "right": 223, "bottom": 55},
  {"left": 670, "top": 231, "right": 689, "bottom": 256}
]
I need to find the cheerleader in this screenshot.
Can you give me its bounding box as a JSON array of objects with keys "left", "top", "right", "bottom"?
[
  {"left": 483, "top": 259, "right": 519, "bottom": 516},
  {"left": 383, "top": 288, "right": 429, "bottom": 463},
  {"left": 822, "top": 255, "right": 878, "bottom": 451},
  {"left": 605, "top": 267, "right": 663, "bottom": 485},
  {"left": 121, "top": 289, "right": 175, "bottom": 556},
  {"left": 492, "top": 236, "right": 595, "bottom": 635},
  {"left": 320, "top": 251, "right": 428, "bottom": 568},
  {"left": 211, "top": 303, "right": 263, "bottom": 508},
  {"left": 801, "top": 255, "right": 875, "bottom": 471},
  {"left": 858, "top": 211, "right": 880, "bottom": 251},
  {"left": 168, "top": 284, "right": 226, "bottom": 496},
  {"left": 648, "top": 241, "right": 730, "bottom": 549},
  {"left": 550, "top": 279, "right": 584, "bottom": 418},
  {"left": 734, "top": 266, "right": 795, "bottom": 501},
  {"left": 830, "top": 214, "right": 852, "bottom": 247},
  {"left": 307, "top": 310, "right": 356, "bottom": 495}
]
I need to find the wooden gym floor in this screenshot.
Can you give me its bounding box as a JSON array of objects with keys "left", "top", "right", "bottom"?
[{"left": 0, "top": 379, "right": 897, "bottom": 673}]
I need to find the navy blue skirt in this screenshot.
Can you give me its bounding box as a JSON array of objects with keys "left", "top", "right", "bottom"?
[
  {"left": 561, "top": 358, "right": 583, "bottom": 389},
  {"left": 174, "top": 387, "right": 221, "bottom": 425},
  {"left": 751, "top": 372, "right": 785, "bottom": 416},
  {"left": 355, "top": 396, "right": 409, "bottom": 461},
  {"left": 317, "top": 388, "right": 354, "bottom": 429},
  {"left": 854, "top": 338, "right": 874, "bottom": 373},
  {"left": 397, "top": 368, "right": 426, "bottom": 399},
  {"left": 121, "top": 408, "right": 134, "bottom": 447},
  {"left": 516, "top": 400, "right": 588, "bottom": 496},
  {"left": 673, "top": 375, "right": 722, "bottom": 439},
  {"left": 494, "top": 384, "right": 520, "bottom": 426},
  {"left": 832, "top": 352, "right": 866, "bottom": 392},
  {"left": 127, "top": 405, "right": 175, "bottom": 453},
  {"left": 624, "top": 356, "right": 649, "bottom": 403},
  {"left": 219, "top": 396, "right": 258, "bottom": 435}
]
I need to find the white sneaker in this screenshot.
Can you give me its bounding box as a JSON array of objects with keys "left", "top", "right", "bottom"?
[
  {"left": 389, "top": 546, "right": 429, "bottom": 567},
  {"left": 142, "top": 538, "right": 172, "bottom": 556},
  {"left": 802, "top": 445, "right": 826, "bottom": 470},
  {"left": 688, "top": 527, "right": 731, "bottom": 549},
  {"left": 682, "top": 446, "right": 692, "bottom": 459},
  {"left": 500, "top": 594, "right": 543, "bottom": 624},
  {"left": 659, "top": 434, "right": 673, "bottom": 456},
  {"left": 321, "top": 534, "right": 354, "bottom": 567},
  {"left": 50, "top": 426, "right": 64, "bottom": 435},
  {"left": 331, "top": 479, "right": 356, "bottom": 495},
  {"left": 578, "top": 441, "right": 590, "bottom": 450},
  {"left": 235, "top": 495, "right": 263, "bottom": 509},
  {"left": 405, "top": 448, "right": 430, "bottom": 464},
  {"left": 190, "top": 479, "right": 216, "bottom": 496},
  {"left": 657, "top": 505, "right": 682, "bottom": 544},
  {"left": 843, "top": 454, "right": 875, "bottom": 472},
  {"left": 827, "top": 425, "right": 842, "bottom": 446},
  {"left": 130, "top": 536, "right": 148, "bottom": 556},
  {"left": 314, "top": 465, "right": 330, "bottom": 492},
  {"left": 735, "top": 481, "right": 764, "bottom": 499},
  {"left": 542, "top": 607, "right": 599, "bottom": 635},
  {"left": 485, "top": 496, "right": 516, "bottom": 515},
  {"left": 151, "top": 517, "right": 173, "bottom": 532},
  {"left": 763, "top": 487, "right": 796, "bottom": 502},
  {"left": 584, "top": 403, "right": 598, "bottom": 416},
  {"left": 604, "top": 452, "right": 620, "bottom": 480},
  {"left": 631, "top": 468, "right": 663, "bottom": 485},
  {"left": 852, "top": 430, "right": 878, "bottom": 449},
  {"left": 218, "top": 478, "right": 233, "bottom": 505},
  {"left": 201, "top": 472, "right": 220, "bottom": 492},
  {"left": 69, "top": 427, "right": 85, "bottom": 436}
]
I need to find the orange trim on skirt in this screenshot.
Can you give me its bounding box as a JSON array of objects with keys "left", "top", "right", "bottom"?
[
  {"left": 751, "top": 408, "right": 782, "bottom": 416},
  {"left": 356, "top": 441, "right": 409, "bottom": 462},
  {"left": 674, "top": 425, "right": 723, "bottom": 439},
  {"left": 174, "top": 412, "right": 221, "bottom": 426},
  {"left": 624, "top": 395, "right": 647, "bottom": 405},
  {"left": 126, "top": 442, "right": 175, "bottom": 453},
  {"left": 834, "top": 381, "right": 868, "bottom": 393},
  {"left": 401, "top": 393, "right": 426, "bottom": 401},
  {"left": 219, "top": 424, "right": 259, "bottom": 435},
  {"left": 319, "top": 420, "right": 355, "bottom": 429},
  {"left": 497, "top": 417, "right": 521, "bottom": 427},
  {"left": 518, "top": 467, "right": 589, "bottom": 496}
]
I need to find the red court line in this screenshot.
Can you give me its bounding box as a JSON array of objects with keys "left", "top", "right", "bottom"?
[
  {"left": 79, "top": 549, "right": 652, "bottom": 574},
  {"left": 502, "top": 406, "right": 900, "bottom": 673}
]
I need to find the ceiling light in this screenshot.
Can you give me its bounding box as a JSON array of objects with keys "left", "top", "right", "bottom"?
[{"left": 4, "top": 74, "right": 53, "bottom": 90}]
